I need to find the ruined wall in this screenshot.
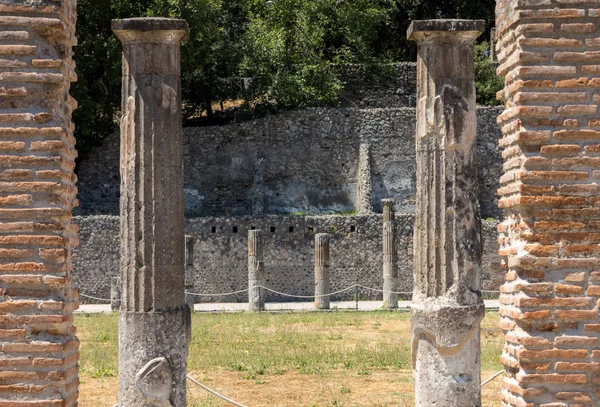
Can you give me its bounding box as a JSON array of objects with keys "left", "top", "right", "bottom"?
[
  {"left": 75, "top": 106, "right": 504, "bottom": 219},
  {"left": 0, "top": 1, "right": 79, "bottom": 406},
  {"left": 73, "top": 215, "right": 501, "bottom": 303},
  {"left": 337, "top": 62, "right": 417, "bottom": 109},
  {"left": 496, "top": 1, "right": 600, "bottom": 406}
]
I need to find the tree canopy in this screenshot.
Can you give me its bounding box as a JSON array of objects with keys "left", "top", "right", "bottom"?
[{"left": 72, "top": 0, "right": 499, "bottom": 157}]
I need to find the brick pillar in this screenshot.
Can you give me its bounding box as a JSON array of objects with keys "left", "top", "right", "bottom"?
[
  {"left": 496, "top": 2, "right": 600, "bottom": 406},
  {"left": 113, "top": 18, "right": 190, "bottom": 407},
  {"left": 0, "top": 1, "right": 79, "bottom": 406}
]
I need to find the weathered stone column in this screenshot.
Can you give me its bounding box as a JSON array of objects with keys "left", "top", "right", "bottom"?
[
  {"left": 0, "top": 2, "right": 80, "bottom": 406},
  {"left": 248, "top": 229, "right": 265, "bottom": 312},
  {"left": 113, "top": 18, "right": 190, "bottom": 407},
  {"left": 382, "top": 199, "right": 398, "bottom": 309},
  {"left": 408, "top": 20, "right": 485, "bottom": 407},
  {"left": 185, "top": 235, "right": 195, "bottom": 311},
  {"left": 314, "top": 233, "right": 331, "bottom": 310},
  {"left": 111, "top": 276, "right": 122, "bottom": 311}
]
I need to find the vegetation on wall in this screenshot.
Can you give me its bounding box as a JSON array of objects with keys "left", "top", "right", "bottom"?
[{"left": 72, "top": 0, "right": 500, "bottom": 157}]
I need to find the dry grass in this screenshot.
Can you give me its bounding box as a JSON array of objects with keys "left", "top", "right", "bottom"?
[{"left": 76, "top": 310, "right": 504, "bottom": 407}]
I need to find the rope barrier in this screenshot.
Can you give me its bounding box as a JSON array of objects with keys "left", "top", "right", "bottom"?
[
  {"left": 79, "top": 293, "right": 111, "bottom": 303},
  {"left": 259, "top": 284, "right": 358, "bottom": 299},
  {"left": 356, "top": 284, "right": 413, "bottom": 295},
  {"left": 186, "top": 288, "right": 250, "bottom": 297},
  {"left": 481, "top": 370, "right": 505, "bottom": 387},
  {"left": 187, "top": 374, "right": 249, "bottom": 407}
]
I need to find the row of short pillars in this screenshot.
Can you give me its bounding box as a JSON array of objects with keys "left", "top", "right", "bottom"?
[
  {"left": 249, "top": 199, "right": 399, "bottom": 312},
  {"left": 110, "top": 199, "right": 399, "bottom": 312}
]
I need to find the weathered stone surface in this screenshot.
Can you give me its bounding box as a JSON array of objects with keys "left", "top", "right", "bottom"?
[
  {"left": 382, "top": 199, "right": 398, "bottom": 309},
  {"left": 113, "top": 17, "right": 190, "bottom": 407},
  {"left": 496, "top": 1, "right": 600, "bottom": 405},
  {"left": 252, "top": 159, "right": 266, "bottom": 216},
  {"left": 111, "top": 276, "right": 121, "bottom": 311},
  {"left": 184, "top": 235, "right": 195, "bottom": 310},
  {"left": 75, "top": 106, "right": 505, "bottom": 219},
  {"left": 409, "top": 19, "right": 484, "bottom": 407},
  {"left": 248, "top": 229, "right": 265, "bottom": 312},
  {"left": 357, "top": 143, "right": 373, "bottom": 214},
  {"left": 314, "top": 233, "right": 331, "bottom": 310},
  {"left": 0, "top": 1, "right": 79, "bottom": 406}
]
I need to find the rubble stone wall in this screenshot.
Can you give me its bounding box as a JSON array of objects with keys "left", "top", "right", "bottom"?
[
  {"left": 75, "top": 106, "right": 504, "bottom": 219},
  {"left": 73, "top": 215, "right": 502, "bottom": 304}
]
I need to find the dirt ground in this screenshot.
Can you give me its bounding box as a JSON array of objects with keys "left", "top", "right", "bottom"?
[{"left": 79, "top": 368, "right": 503, "bottom": 406}]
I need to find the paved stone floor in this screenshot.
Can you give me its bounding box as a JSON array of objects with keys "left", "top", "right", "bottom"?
[{"left": 77, "top": 300, "right": 500, "bottom": 314}]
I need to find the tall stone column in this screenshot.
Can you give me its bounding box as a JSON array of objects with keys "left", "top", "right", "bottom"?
[
  {"left": 113, "top": 18, "right": 190, "bottom": 407},
  {"left": 0, "top": 2, "right": 80, "bottom": 406},
  {"left": 408, "top": 20, "right": 485, "bottom": 407},
  {"left": 248, "top": 229, "right": 265, "bottom": 312},
  {"left": 314, "top": 233, "right": 331, "bottom": 310},
  {"left": 382, "top": 199, "right": 398, "bottom": 309}
]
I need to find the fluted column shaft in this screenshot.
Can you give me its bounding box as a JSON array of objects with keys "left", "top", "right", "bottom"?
[
  {"left": 408, "top": 19, "right": 485, "bottom": 407},
  {"left": 382, "top": 199, "right": 398, "bottom": 309},
  {"left": 248, "top": 230, "right": 265, "bottom": 312},
  {"left": 113, "top": 18, "right": 190, "bottom": 407},
  {"left": 314, "top": 233, "right": 331, "bottom": 310}
]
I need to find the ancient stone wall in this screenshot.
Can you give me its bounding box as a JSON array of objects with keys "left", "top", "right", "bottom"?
[
  {"left": 0, "top": 1, "right": 79, "bottom": 406},
  {"left": 73, "top": 215, "right": 502, "bottom": 303},
  {"left": 75, "top": 106, "right": 504, "bottom": 218},
  {"left": 496, "top": 1, "right": 600, "bottom": 405},
  {"left": 337, "top": 62, "right": 417, "bottom": 109}
]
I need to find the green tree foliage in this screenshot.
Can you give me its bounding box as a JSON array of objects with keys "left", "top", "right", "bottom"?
[
  {"left": 71, "top": 0, "right": 501, "bottom": 156},
  {"left": 475, "top": 42, "right": 504, "bottom": 106}
]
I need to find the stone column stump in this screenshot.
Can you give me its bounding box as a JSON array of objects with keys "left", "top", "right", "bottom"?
[
  {"left": 408, "top": 19, "right": 485, "bottom": 407},
  {"left": 111, "top": 277, "right": 122, "bottom": 312},
  {"left": 113, "top": 18, "right": 190, "bottom": 407},
  {"left": 185, "top": 235, "right": 195, "bottom": 311},
  {"left": 314, "top": 233, "right": 331, "bottom": 310},
  {"left": 382, "top": 199, "right": 398, "bottom": 309},
  {"left": 248, "top": 229, "right": 265, "bottom": 312}
]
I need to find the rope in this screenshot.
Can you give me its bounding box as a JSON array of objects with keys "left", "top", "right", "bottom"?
[
  {"left": 481, "top": 370, "right": 505, "bottom": 387},
  {"left": 186, "top": 288, "right": 249, "bottom": 297},
  {"left": 187, "top": 375, "right": 249, "bottom": 407},
  {"left": 356, "top": 284, "right": 412, "bottom": 295},
  {"left": 260, "top": 284, "right": 358, "bottom": 299},
  {"left": 79, "top": 293, "right": 111, "bottom": 303}
]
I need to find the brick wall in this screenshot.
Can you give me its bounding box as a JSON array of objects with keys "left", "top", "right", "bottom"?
[
  {"left": 0, "top": 1, "right": 79, "bottom": 406},
  {"left": 496, "top": 1, "right": 600, "bottom": 405}
]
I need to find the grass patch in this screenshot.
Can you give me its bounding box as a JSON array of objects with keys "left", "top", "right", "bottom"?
[{"left": 76, "top": 311, "right": 503, "bottom": 406}]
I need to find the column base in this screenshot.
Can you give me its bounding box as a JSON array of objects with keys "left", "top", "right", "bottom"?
[
  {"left": 119, "top": 307, "right": 191, "bottom": 407},
  {"left": 411, "top": 301, "right": 484, "bottom": 407}
]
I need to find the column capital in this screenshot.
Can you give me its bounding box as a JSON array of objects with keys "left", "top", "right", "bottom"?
[
  {"left": 407, "top": 19, "right": 484, "bottom": 43},
  {"left": 112, "top": 17, "right": 189, "bottom": 45},
  {"left": 382, "top": 198, "right": 394, "bottom": 210}
]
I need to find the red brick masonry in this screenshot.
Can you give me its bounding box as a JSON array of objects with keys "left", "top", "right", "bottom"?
[
  {"left": 0, "top": 1, "right": 79, "bottom": 406},
  {"left": 496, "top": 0, "right": 600, "bottom": 406}
]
